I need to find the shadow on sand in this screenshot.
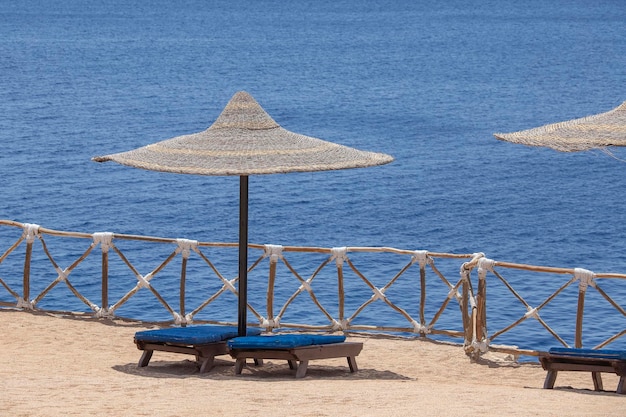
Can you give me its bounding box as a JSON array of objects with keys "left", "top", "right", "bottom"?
[{"left": 113, "top": 358, "right": 413, "bottom": 381}]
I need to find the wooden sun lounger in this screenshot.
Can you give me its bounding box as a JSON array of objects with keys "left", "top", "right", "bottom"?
[
  {"left": 539, "top": 348, "right": 626, "bottom": 394},
  {"left": 227, "top": 334, "right": 363, "bottom": 378},
  {"left": 134, "top": 325, "right": 262, "bottom": 373}
]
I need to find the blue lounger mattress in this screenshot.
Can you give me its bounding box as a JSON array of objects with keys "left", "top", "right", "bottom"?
[
  {"left": 227, "top": 334, "right": 346, "bottom": 350},
  {"left": 135, "top": 325, "right": 262, "bottom": 345},
  {"left": 548, "top": 348, "right": 626, "bottom": 360}
]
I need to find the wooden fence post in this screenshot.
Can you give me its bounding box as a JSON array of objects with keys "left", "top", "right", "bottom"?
[
  {"left": 176, "top": 239, "right": 198, "bottom": 326},
  {"left": 476, "top": 265, "right": 487, "bottom": 346},
  {"left": 23, "top": 240, "right": 32, "bottom": 305},
  {"left": 461, "top": 267, "right": 471, "bottom": 346},
  {"left": 574, "top": 268, "right": 594, "bottom": 348},
  {"left": 102, "top": 249, "right": 108, "bottom": 314},
  {"left": 264, "top": 245, "right": 284, "bottom": 327},
  {"left": 332, "top": 247, "right": 347, "bottom": 327},
  {"left": 180, "top": 256, "right": 187, "bottom": 326},
  {"left": 21, "top": 224, "right": 40, "bottom": 308},
  {"left": 93, "top": 232, "right": 114, "bottom": 318},
  {"left": 474, "top": 258, "right": 493, "bottom": 353}
]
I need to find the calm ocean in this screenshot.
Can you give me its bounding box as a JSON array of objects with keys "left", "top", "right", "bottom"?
[{"left": 1, "top": 0, "right": 625, "bottom": 351}]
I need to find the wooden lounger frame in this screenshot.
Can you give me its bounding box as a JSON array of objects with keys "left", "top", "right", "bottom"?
[
  {"left": 540, "top": 353, "right": 626, "bottom": 394},
  {"left": 135, "top": 339, "right": 231, "bottom": 373},
  {"left": 229, "top": 342, "right": 363, "bottom": 378}
]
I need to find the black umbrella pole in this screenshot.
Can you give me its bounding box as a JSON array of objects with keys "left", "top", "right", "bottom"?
[{"left": 237, "top": 175, "right": 249, "bottom": 337}]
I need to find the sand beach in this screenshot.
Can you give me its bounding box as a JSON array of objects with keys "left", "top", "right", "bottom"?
[{"left": 0, "top": 310, "right": 623, "bottom": 416}]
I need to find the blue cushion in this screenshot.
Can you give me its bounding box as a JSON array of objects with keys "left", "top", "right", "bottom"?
[
  {"left": 548, "top": 347, "right": 625, "bottom": 360},
  {"left": 227, "top": 334, "right": 346, "bottom": 350},
  {"left": 135, "top": 325, "right": 262, "bottom": 344}
]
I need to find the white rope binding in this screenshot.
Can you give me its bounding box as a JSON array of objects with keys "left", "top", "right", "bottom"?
[
  {"left": 524, "top": 306, "right": 539, "bottom": 320},
  {"left": 54, "top": 266, "right": 69, "bottom": 283},
  {"left": 412, "top": 250, "right": 431, "bottom": 268},
  {"left": 136, "top": 272, "right": 153, "bottom": 289},
  {"left": 370, "top": 287, "right": 386, "bottom": 301},
  {"left": 22, "top": 223, "right": 40, "bottom": 243},
  {"left": 94, "top": 306, "right": 112, "bottom": 318},
  {"left": 478, "top": 257, "right": 495, "bottom": 278},
  {"left": 93, "top": 232, "right": 114, "bottom": 253},
  {"left": 331, "top": 247, "right": 347, "bottom": 267},
  {"left": 223, "top": 278, "right": 237, "bottom": 294},
  {"left": 264, "top": 244, "right": 284, "bottom": 263},
  {"left": 331, "top": 318, "right": 349, "bottom": 331},
  {"left": 174, "top": 312, "right": 193, "bottom": 325},
  {"left": 299, "top": 279, "right": 313, "bottom": 293},
  {"left": 574, "top": 268, "right": 596, "bottom": 292},
  {"left": 411, "top": 320, "right": 430, "bottom": 334},
  {"left": 176, "top": 239, "right": 198, "bottom": 259},
  {"left": 447, "top": 287, "right": 461, "bottom": 301},
  {"left": 16, "top": 297, "right": 33, "bottom": 310},
  {"left": 471, "top": 338, "right": 489, "bottom": 353},
  {"left": 261, "top": 317, "right": 280, "bottom": 329}
]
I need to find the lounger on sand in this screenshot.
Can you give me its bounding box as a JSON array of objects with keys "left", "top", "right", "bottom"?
[
  {"left": 227, "top": 334, "right": 363, "bottom": 378},
  {"left": 134, "top": 325, "right": 262, "bottom": 373},
  {"left": 539, "top": 348, "right": 626, "bottom": 394}
]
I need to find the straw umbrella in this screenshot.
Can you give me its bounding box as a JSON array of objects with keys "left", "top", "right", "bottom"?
[
  {"left": 93, "top": 91, "right": 393, "bottom": 335},
  {"left": 494, "top": 101, "right": 626, "bottom": 348},
  {"left": 494, "top": 101, "right": 626, "bottom": 153}
]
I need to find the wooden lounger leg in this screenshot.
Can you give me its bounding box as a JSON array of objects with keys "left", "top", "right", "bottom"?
[
  {"left": 544, "top": 370, "right": 557, "bottom": 389},
  {"left": 199, "top": 356, "right": 215, "bottom": 373},
  {"left": 347, "top": 356, "right": 358, "bottom": 373},
  {"left": 234, "top": 358, "right": 246, "bottom": 375},
  {"left": 287, "top": 360, "right": 297, "bottom": 370},
  {"left": 296, "top": 360, "right": 309, "bottom": 378},
  {"left": 591, "top": 372, "right": 604, "bottom": 391},
  {"left": 138, "top": 350, "right": 154, "bottom": 368},
  {"left": 617, "top": 376, "right": 625, "bottom": 394}
]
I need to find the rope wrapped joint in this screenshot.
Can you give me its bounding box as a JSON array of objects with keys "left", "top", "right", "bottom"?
[
  {"left": 447, "top": 287, "right": 461, "bottom": 301},
  {"left": 137, "top": 272, "right": 153, "bottom": 289},
  {"left": 299, "top": 279, "right": 313, "bottom": 293},
  {"left": 331, "top": 318, "right": 349, "bottom": 331},
  {"left": 223, "top": 278, "right": 237, "bottom": 294},
  {"left": 16, "top": 297, "right": 34, "bottom": 310},
  {"left": 263, "top": 244, "right": 284, "bottom": 263},
  {"left": 471, "top": 338, "right": 489, "bottom": 353},
  {"left": 477, "top": 257, "right": 495, "bottom": 278},
  {"left": 574, "top": 268, "right": 596, "bottom": 292},
  {"left": 93, "top": 232, "right": 114, "bottom": 253},
  {"left": 94, "top": 306, "right": 113, "bottom": 319},
  {"left": 176, "top": 238, "right": 198, "bottom": 259},
  {"left": 174, "top": 312, "right": 193, "bottom": 325},
  {"left": 22, "top": 223, "right": 41, "bottom": 244},
  {"left": 261, "top": 317, "right": 280, "bottom": 329},
  {"left": 411, "top": 250, "right": 431, "bottom": 268},
  {"left": 524, "top": 306, "right": 539, "bottom": 320},
  {"left": 370, "top": 287, "right": 386, "bottom": 301},
  {"left": 55, "top": 267, "right": 69, "bottom": 283},
  {"left": 330, "top": 247, "right": 348, "bottom": 267},
  {"left": 411, "top": 320, "right": 430, "bottom": 334}
]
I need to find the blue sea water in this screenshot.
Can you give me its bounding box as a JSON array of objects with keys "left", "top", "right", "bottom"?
[{"left": 1, "top": 0, "right": 626, "bottom": 351}]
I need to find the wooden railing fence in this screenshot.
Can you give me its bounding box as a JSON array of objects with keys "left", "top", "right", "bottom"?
[
  {"left": 0, "top": 220, "right": 477, "bottom": 339},
  {"left": 1, "top": 220, "right": 625, "bottom": 358},
  {"left": 465, "top": 257, "right": 626, "bottom": 358}
]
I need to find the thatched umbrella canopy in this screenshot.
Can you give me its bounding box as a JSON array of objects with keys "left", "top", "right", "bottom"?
[
  {"left": 494, "top": 101, "right": 626, "bottom": 152},
  {"left": 93, "top": 91, "right": 393, "bottom": 335}
]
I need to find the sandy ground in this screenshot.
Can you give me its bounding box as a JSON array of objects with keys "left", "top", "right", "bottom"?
[{"left": 0, "top": 310, "right": 623, "bottom": 417}]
